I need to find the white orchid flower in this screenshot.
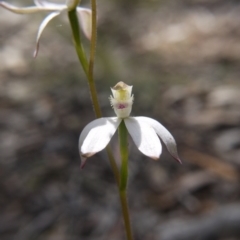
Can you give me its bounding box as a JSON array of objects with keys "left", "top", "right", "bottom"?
[
  {"left": 0, "top": 0, "right": 91, "bottom": 57},
  {"left": 79, "top": 82, "right": 181, "bottom": 168}
]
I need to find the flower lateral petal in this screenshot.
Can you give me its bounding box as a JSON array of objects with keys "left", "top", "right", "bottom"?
[
  {"left": 135, "top": 117, "right": 182, "bottom": 164},
  {"left": 124, "top": 117, "right": 161, "bottom": 160},
  {"left": 79, "top": 117, "right": 121, "bottom": 162},
  {"left": 33, "top": 11, "right": 61, "bottom": 57},
  {"left": 77, "top": 7, "right": 92, "bottom": 40}
]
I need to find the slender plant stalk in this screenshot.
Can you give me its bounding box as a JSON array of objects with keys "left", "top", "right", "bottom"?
[
  {"left": 68, "top": 4, "right": 132, "bottom": 240},
  {"left": 68, "top": 9, "right": 88, "bottom": 75},
  {"left": 87, "top": 0, "right": 102, "bottom": 118},
  {"left": 106, "top": 145, "right": 120, "bottom": 185},
  {"left": 119, "top": 121, "right": 129, "bottom": 191},
  {"left": 120, "top": 190, "right": 133, "bottom": 240},
  {"left": 118, "top": 121, "right": 133, "bottom": 240},
  {"left": 89, "top": 0, "right": 97, "bottom": 83}
]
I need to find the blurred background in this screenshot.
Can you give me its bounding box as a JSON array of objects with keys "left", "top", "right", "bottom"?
[{"left": 0, "top": 0, "right": 240, "bottom": 239}]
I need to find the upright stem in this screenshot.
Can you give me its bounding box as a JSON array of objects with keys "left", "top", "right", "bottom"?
[
  {"left": 119, "top": 121, "right": 129, "bottom": 191},
  {"left": 89, "top": 0, "right": 97, "bottom": 83},
  {"left": 106, "top": 145, "right": 120, "bottom": 185},
  {"left": 120, "top": 191, "right": 133, "bottom": 240},
  {"left": 118, "top": 121, "right": 133, "bottom": 240},
  {"left": 68, "top": 9, "right": 88, "bottom": 75},
  {"left": 87, "top": 0, "right": 102, "bottom": 118}
]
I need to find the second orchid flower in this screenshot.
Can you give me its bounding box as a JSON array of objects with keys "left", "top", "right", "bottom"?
[{"left": 0, "top": 0, "right": 91, "bottom": 57}]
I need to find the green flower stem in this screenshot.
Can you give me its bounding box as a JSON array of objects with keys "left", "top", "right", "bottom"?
[
  {"left": 86, "top": 0, "right": 102, "bottom": 118},
  {"left": 119, "top": 121, "right": 129, "bottom": 191},
  {"left": 118, "top": 121, "right": 133, "bottom": 240},
  {"left": 68, "top": 9, "right": 88, "bottom": 75},
  {"left": 120, "top": 190, "right": 133, "bottom": 240},
  {"left": 106, "top": 145, "right": 120, "bottom": 185},
  {"left": 89, "top": 0, "right": 97, "bottom": 85}
]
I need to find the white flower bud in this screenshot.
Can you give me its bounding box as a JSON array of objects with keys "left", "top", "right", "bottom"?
[{"left": 110, "top": 81, "right": 134, "bottom": 118}]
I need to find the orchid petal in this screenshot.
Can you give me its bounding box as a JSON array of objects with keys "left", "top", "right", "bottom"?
[
  {"left": 34, "top": 0, "right": 66, "bottom": 10},
  {"left": 124, "top": 117, "right": 161, "bottom": 160},
  {"left": 135, "top": 117, "right": 182, "bottom": 163},
  {"left": 77, "top": 7, "right": 92, "bottom": 39},
  {"left": 33, "top": 11, "right": 61, "bottom": 57},
  {"left": 0, "top": 1, "right": 63, "bottom": 13},
  {"left": 79, "top": 117, "right": 121, "bottom": 162}
]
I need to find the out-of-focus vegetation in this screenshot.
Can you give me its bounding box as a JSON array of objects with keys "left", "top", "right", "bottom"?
[{"left": 0, "top": 0, "right": 240, "bottom": 239}]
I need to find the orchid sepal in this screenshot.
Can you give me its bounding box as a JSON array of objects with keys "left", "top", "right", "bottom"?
[
  {"left": 79, "top": 117, "right": 121, "bottom": 166},
  {"left": 124, "top": 117, "right": 162, "bottom": 160},
  {"left": 34, "top": 11, "right": 61, "bottom": 57},
  {"left": 135, "top": 117, "right": 182, "bottom": 164}
]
